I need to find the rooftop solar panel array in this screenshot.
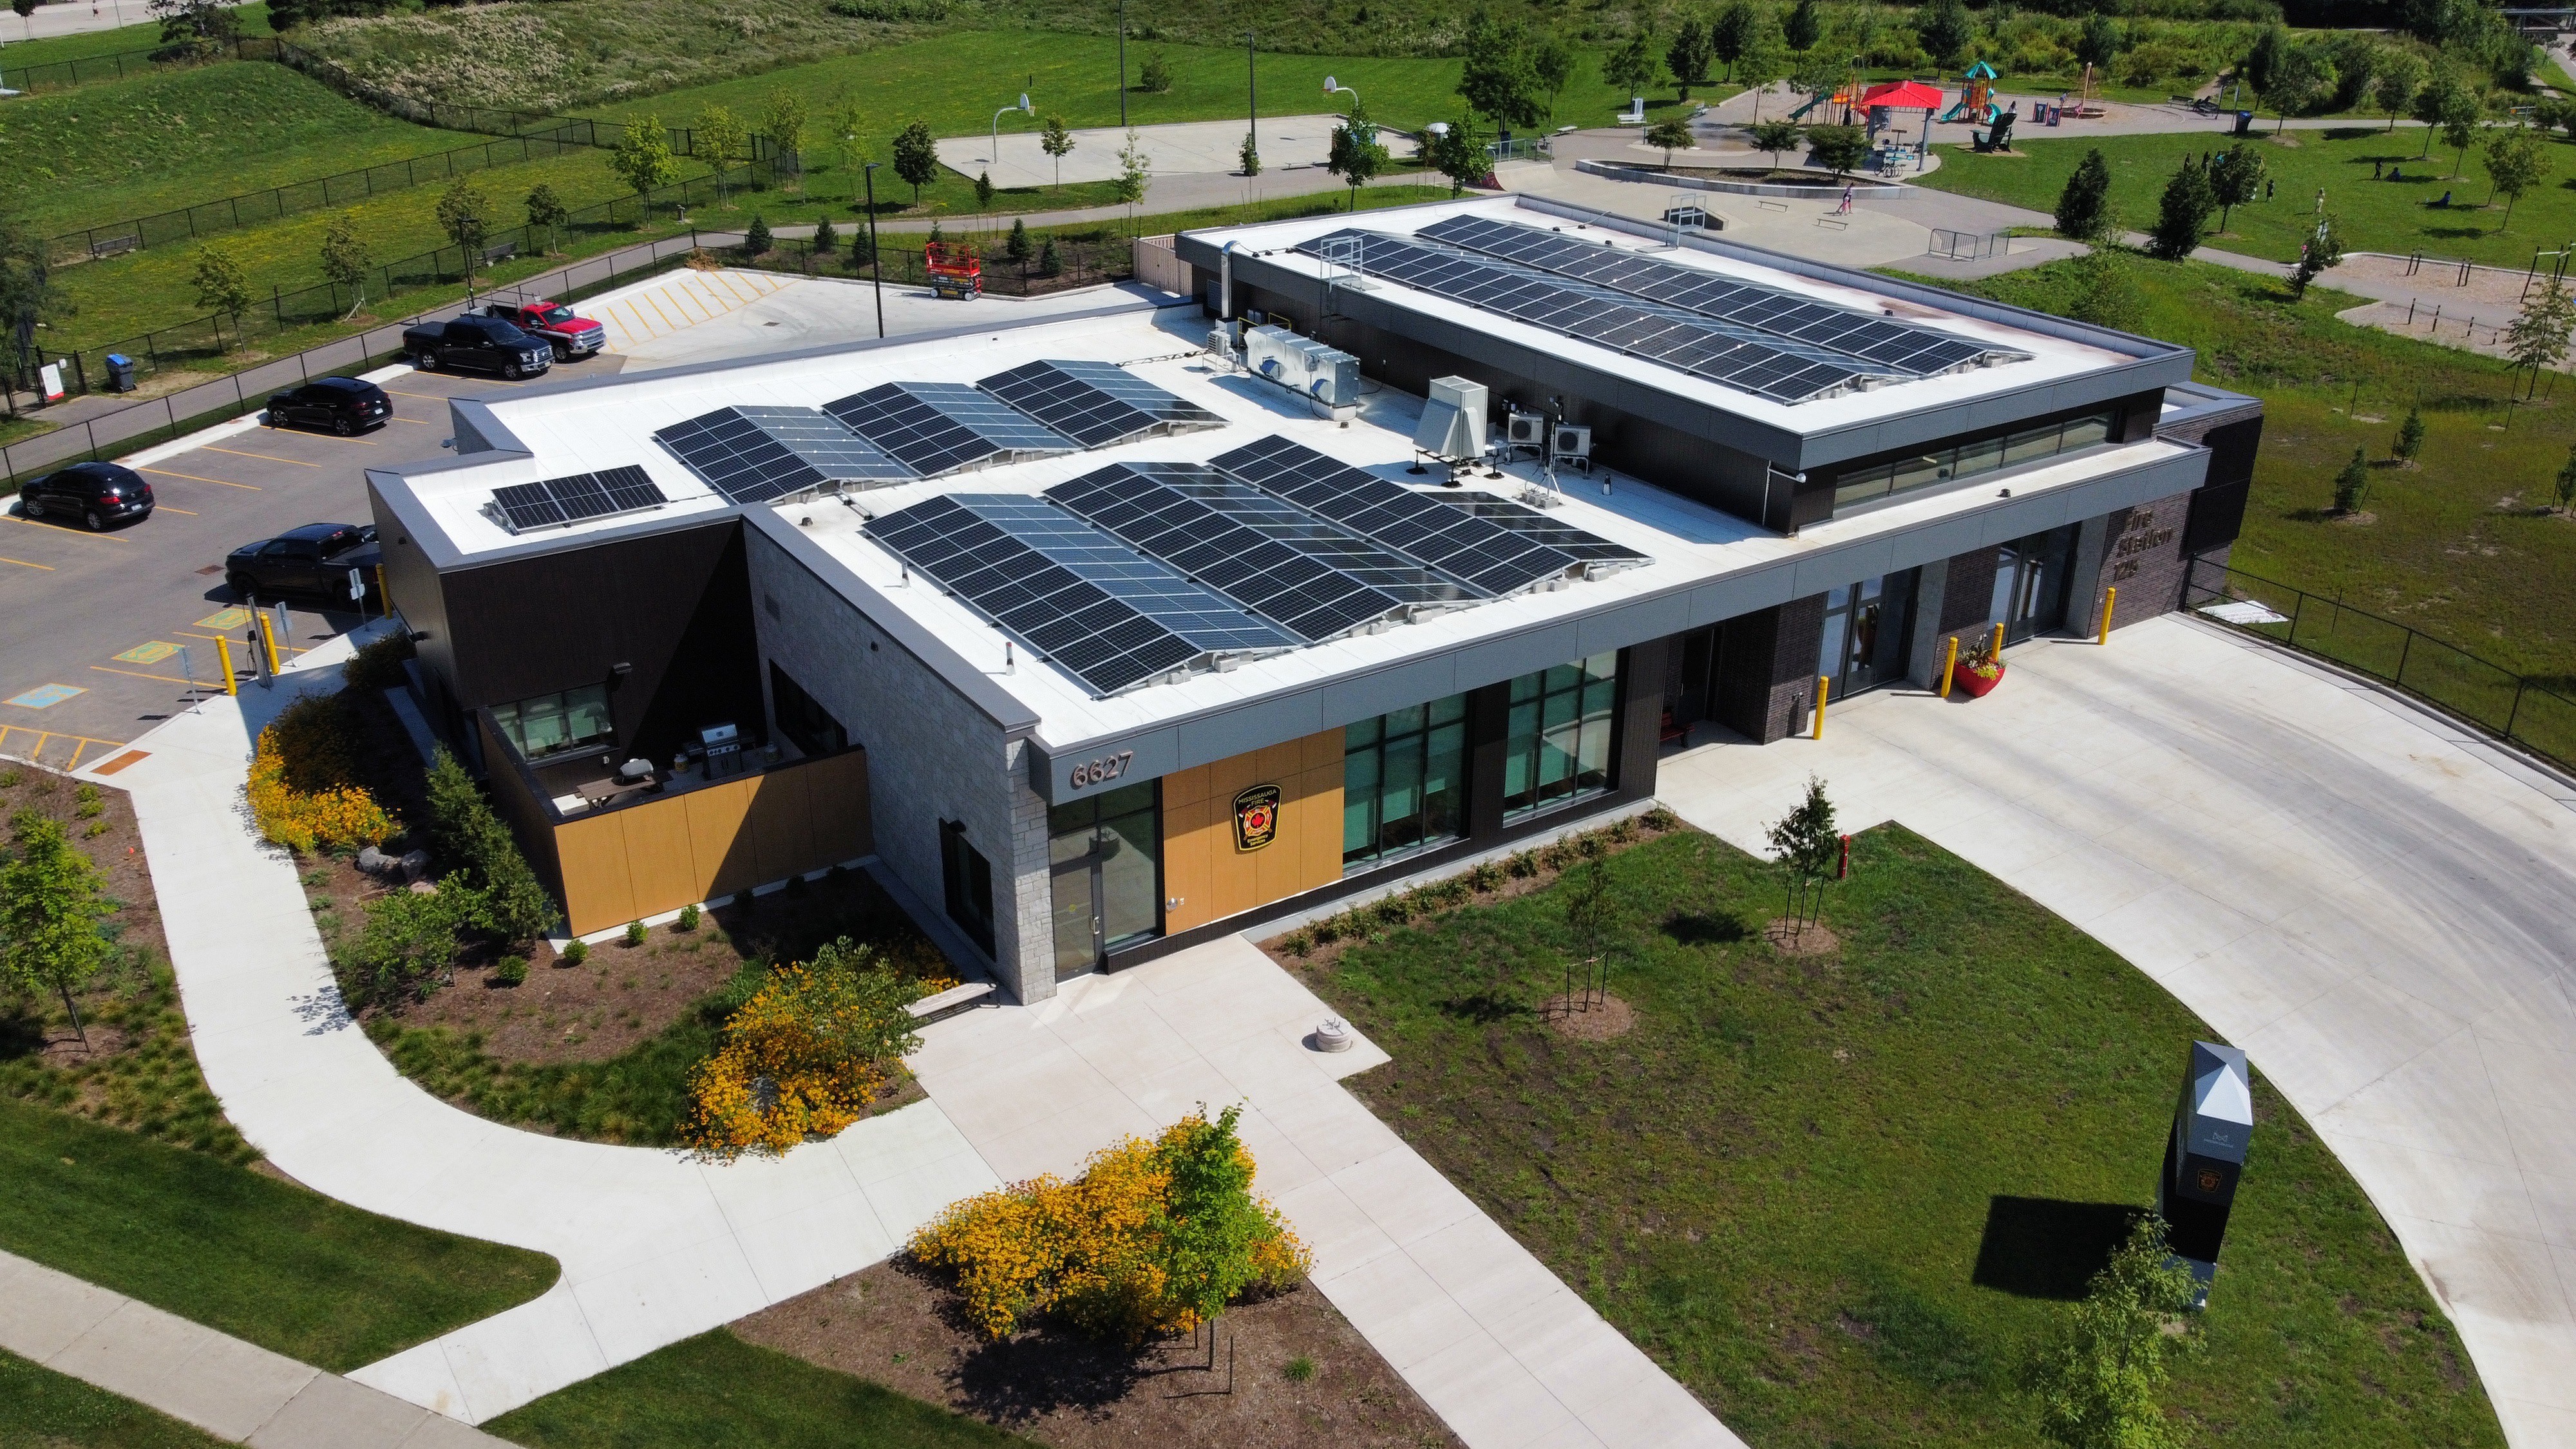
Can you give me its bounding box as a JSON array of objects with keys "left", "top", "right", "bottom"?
[
  {"left": 979, "top": 359, "right": 1226, "bottom": 448},
  {"left": 488, "top": 464, "right": 667, "bottom": 533},
  {"left": 864, "top": 495, "right": 1296, "bottom": 695},
  {"left": 1432, "top": 493, "right": 1652, "bottom": 573},
  {"left": 1211, "top": 435, "right": 1587, "bottom": 594},
  {"left": 731, "top": 406, "right": 913, "bottom": 485},
  {"left": 1419, "top": 214, "right": 2023, "bottom": 378},
  {"left": 825, "top": 381, "right": 1074, "bottom": 477},
  {"left": 654, "top": 408, "right": 832, "bottom": 504},
  {"left": 1293, "top": 229, "right": 1880, "bottom": 404}
]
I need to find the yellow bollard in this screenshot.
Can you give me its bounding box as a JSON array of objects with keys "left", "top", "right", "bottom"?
[
  {"left": 1812, "top": 674, "right": 1830, "bottom": 739},
  {"left": 1989, "top": 621, "right": 2005, "bottom": 662},
  {"left": 257, "top": 608, "right": 283, "bottom": 676},
  {"left": 2098, "top": 586, "right": 2117, "bottom": 645},
  {"left": 374, "top": 564, "right": 389, "bottom": 620},
  {"left": 216, "top": 636, "right": 238, "bottom": 696},
  {"left": 1938, "top": 635, "right": 1958, "bottom": 699}
]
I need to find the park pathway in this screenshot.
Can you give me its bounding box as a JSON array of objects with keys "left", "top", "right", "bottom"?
[{"left": 1656, "top": 616, "right": 2576, "bottom": 1448}]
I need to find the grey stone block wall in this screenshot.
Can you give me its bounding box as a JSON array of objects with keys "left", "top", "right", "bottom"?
[{"left": 745, "top": 529, "right": 1056, "bottom": 1003}]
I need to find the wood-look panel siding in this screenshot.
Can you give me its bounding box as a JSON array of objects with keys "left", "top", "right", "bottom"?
[
  {"left": 1162, "top": 728, "right": 1344, "bottom": 935},
  {"left": 555, "top": 813, "right": 638, "bottom": 931},
  {"left": 553, "top": 748, "right": 875, "bottom": 936}
]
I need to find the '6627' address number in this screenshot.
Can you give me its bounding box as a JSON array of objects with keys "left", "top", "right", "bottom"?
[{"left": 1070, "top": 752, "right": 1134, "bottom": 788}]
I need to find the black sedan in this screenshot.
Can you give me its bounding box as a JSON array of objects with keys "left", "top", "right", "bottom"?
[
  {"left": 265, "top": 377, "right": 393, "bottom": 436},
  {"left": 225, "top": 522, "right": 380, "bottom": 602},
  {"left": 15, "top": 461, "right": 153, "bottom": 531}
]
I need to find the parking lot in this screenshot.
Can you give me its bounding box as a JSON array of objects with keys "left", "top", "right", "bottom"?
[{"left": 0, "top": 358, "right": 627, "bottom": 766}]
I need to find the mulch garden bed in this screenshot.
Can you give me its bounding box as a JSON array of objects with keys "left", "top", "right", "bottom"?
[{"left": 732, "top": 1260, "right": 1461, "bottom": 1449}]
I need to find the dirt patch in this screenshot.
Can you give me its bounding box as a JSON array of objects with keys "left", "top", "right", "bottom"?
[
  {"left": 733, "top": 1259, "right": 1462, "bottom": 1449},
  {"left": 1765, "top": 918, "right": 1841, "bottom": 956},
  {"left": 1542, "top": 992, "right": 1634, "bottom": 1040},
  {"left": 2329, "top": 509, "right": 2380, "bottom": 526}
]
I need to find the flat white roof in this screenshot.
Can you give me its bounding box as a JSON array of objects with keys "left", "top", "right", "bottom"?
[{"left": 1186, "top": 195, "right": 2136, "bottom": 430}]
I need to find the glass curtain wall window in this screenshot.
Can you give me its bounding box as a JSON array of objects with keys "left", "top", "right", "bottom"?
[
  {"left": 1819, "top": 572, "right": 1915, "bottom": 699},
  {"left": 1343, "top": 694, "right": 1468, "bottom": 870},
  {"left": 1049, "top": 782, "right": 1161, "bottom": 977},
  {"left": 1990, "top": 527, "right": 2079, "bottom": 644},
  {"left": 1504, "top": 652, "right": 1619, "bottom": 821},
  {"left": 491, "top": 684, "right": 612, "bottom": 760},
  {"left": 1832, "top": 412, "right": 2116, "bottom": 512}
]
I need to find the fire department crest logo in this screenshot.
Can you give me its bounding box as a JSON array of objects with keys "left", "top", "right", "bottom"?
[
  {"left": 2195, "top": 1166, "right": 2224, "bottom": 1194},
  {"left": 1233, "top": 785, "right": 1281, "bottom": 852}
]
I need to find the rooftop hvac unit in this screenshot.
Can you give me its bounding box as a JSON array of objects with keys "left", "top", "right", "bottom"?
[
  {"left": 1245, "top": 325, "right": 1361, "bottom": 408},
  {"left": 1505, "top": 410, "right": 1546, "bottom": 451},
  {"left": 1412, "top": 375, "right": 1489, "bottom": 461},
  {"left": 1551, "top": 424, "right": 1593, "bottom": 472}
]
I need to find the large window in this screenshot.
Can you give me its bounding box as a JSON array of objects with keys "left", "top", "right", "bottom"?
[
  {"left": 940, "top": 820, "right": 996, "bottom": 955},
  {"left": 1048, "top": 782, "right": 1160, "bottom": 978},
  {"left": 1504, "top": 652, "right": 1619, "bottom": 821},
  {"left": 1344, "top": 693, "right": 1468, "bottom": 869},
  {"left": 1832, "top": 411, "right": 2116, "bottom": 513},
  {"left": 491, "top": 684, "right": 612, "bottom": 761},
  {"left": 768, "top": 662, "right": 847, "bottom": 758}
]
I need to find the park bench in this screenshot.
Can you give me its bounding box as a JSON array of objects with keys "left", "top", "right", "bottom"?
[
  {"left": 90, "top": 234, "right": 142, "bottom": 260},
  {"left": 482, "top": 240, "right": 518, "bottom": 265},
  {"left": 906, "top": 980, "right": 999, "bottom": 1024}
]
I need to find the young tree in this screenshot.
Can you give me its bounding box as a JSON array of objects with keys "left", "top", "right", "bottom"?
[
  {"left": 2240, "top": 23, "right": 2289, "bottom": 98},
  {"left": 1427, "top": 112, "right": 1492, "bottom": 194},
  {"left": 1139, "top": 48, "right": 1173, "bottom": 93},
  {"left": 1712, "top": 0, "right": 1755, "bottom": 79},
  {"left": 1763, "top": 775, "right": 1839, "bottom": 934},
  {"left": 2290, "top": 212, "right": 2346, "bottom": 296},
  {"left": 1531, "top": 33, "right": 1577, "bottom": 102},
  {"left": 2333, "top": 445, "right": 2371, "bottom": 514},
  {"left": 1805, "top": 124, "right": 1869, "bottom": 176},
  {"left": 2209, "top": 147, "right": 2265, "bottom": 232},
  {"left": 2483, "top": 125, "right": 2548, "bottom": 227},
  {"left": 318, "top": 211, "right": 373, "bottom": 317},
  {"left": 2394, "top": 404, "right": 2427, "bottom": 461},
  {"left": 1785, "top": 0, "right": 1821, "bottom": 53},
  {"left": 2506, "top": 275, "right": 2576, "bottom": 395},
  {"left": 1916, "top": 0, "right": 1973, "bottom": 69},
  {"left": 1560, "top": 858, "right": 1617, "bottom": 980},
  {"left": 1647, "top": 117, "right": 1697, "bottom": 168},
  {"left": 812, "top": 213, "right": 838, "bottom": 261},
  {"left": 147, "top": 0, "right": 236, "bottom": 57},
  {"left": 610, "top": 117, "right": 681, "bottom": 219},
  {"left": 973, "top": 169, "right": 995, "bottom": 213},
  {"left": 2074, "top": 12, "right": 2121, "bottom": 71},
  {"left": 1326, "top": 102, "right": 1388, "bottom": 212},
  {"left": 2438, "top": 80, "right": 2483, "bottom": 175},
  {"left": 1240, "top": 132, "right": 1262, "bottom": 177},
  {"left": 1041, "top": 115, "right": 1075, "bottom": 189},
  {"left": 2326, "top": 30, "right": 2381, "bottom": 109},
  {"left": 693, "top": 104, "right": 750, "bottom": 205},
  {"left": 1005, "top": 216, "right": 1031, "bottom": 263},
  {"left": 189, "top": 243, "right": 251, "bottom": 339},
  {"left": 435, "top": 178, "right": 492, "bottom": 285},
  {"left": 2413, "top": 70, "right": 2471, "bottom": 160},
  {"left": 1153, "top": 1104, "right": 1281, "bottom": 1331},
  {"left": 1458, "top": 7, "right": 1549, "bottom": 136},
  {"left": 2055, "top": 148, "right": 2114, "bottom": 240},
  {"left": 826, "top": 86, "right": 871, "bottom": 176},
  {"left": 2024, "top": 1217, "right": 2201, "bottom": 1449},
  {"left": 2146, "top": 158, "right": 2215, "bottom": 260},
  {"left": 1114, "top": 129, "right": 1152, "bottom": 229},
  {"left": 1604, "top": 32, "right": 1663, "bottom": 108},
  {"left": 2556, "top": 444, "right": 2576, "bottom": 513},
  {"left": 1739, "top": 11, "right": 1791, "bottom": 120},
  {"left": 762, "top": 88, "right": 810, "bottom": 186},
  {"left": 2375, "top": 50, "right": 2427, "bottom": 132},
  {"left": 524, "top": 182, "right": 569, "bottom": 254},
  {"left": 891, "top": 119, "right": 940, "bottom": 205},
  {"left": 1666, "top": 19, "right": 1712, "bottom": 101},
  {"left": 0, "top": 211, "right": 64, "bottom": 386},
  {"left": 1, "top": 809, "right": 111, "bottom": 1048},
  {"left": 2068, "top": 245, "right": 2146, "bottom": 332},
  {"left": 1749, "top": 118, "right": 1806, "bottom": 169},
  {"left": 2264, "top": 43, "right": 2334, "bottom": 131},
  {"left": 743, "top": 213, "right": 773, "bottom": 258}
]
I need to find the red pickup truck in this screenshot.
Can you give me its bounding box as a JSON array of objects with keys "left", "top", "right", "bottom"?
[{"left": 476, "top": 298, "right": 607, "bottom": 363}]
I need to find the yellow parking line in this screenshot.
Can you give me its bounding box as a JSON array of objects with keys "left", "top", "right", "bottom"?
[
  {"left": 645, "top": 292, "right": 683, "bottom": 331},
  {"left": 615, "top": 299, "right": 654, "bottom": 339},
  {"left": 204, "top": 446, "right": 319, "bottom": 468},
  {"left": 388, "top": 417, "right": 433, "bottom": 426},
  {"left": 6, "top": 516, "right": 129, "bottom": 543},
  {"left": 386, "top": 388, "right": 444, "bottom": 399},
  {"left": 712, "top": 272, "right": 756, "bottom": 304},
  {"left": 155, "top": 506, "right": 198, "bottom": 515},
  {"left": 0, "top": 556, "right": 54, "bottom": 570},
  {"left": 89, "top": 664, "right": 192, "bottom": 685},
  {"left": 142, "top": 468, "right": 259, "bottom": 490}
]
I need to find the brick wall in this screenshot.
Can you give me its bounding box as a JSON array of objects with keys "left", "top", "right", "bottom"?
[
  {"left": 1938, "top": 547, "right": 2000, "bottom": 634},
  {"left": 1711, "top": 593, "right": 1827, "bottom": 743},
  {"left": 2075, "top": 490, "right": 2193, "bottom": 635}
]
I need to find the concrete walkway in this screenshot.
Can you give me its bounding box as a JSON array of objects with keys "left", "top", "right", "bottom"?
[
  {"left": 0, "top": 1250, "right": 504, "bottom": 1448},
  {"left": 907, "top": 937, "right": 1745, "bottom": 1449},
  {"left": 1654, "top": 615, "right": 2576, "bottom": 1448},
  {"left": 75, "top": 630, "right": 1000, "bottom": 1426}
]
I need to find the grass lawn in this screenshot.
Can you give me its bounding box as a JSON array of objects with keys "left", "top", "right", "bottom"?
[
  {"left": 0, "top": 1095, "right": 558, "bottom": 1372},
  {"left": 1917, "top": 124, "right": 2576, "bottom": 270},
  {"left": 1293, "top": 826, "right": 2503, "bottom": 1447},
  {"left": 0, "top": 1349, "right": 230, "bottom": 1449},
  {"left": 1889, "top": 253, "right": 2576, "bottom": 690},
  {"left": 486, "top": 1329, "right": 1027, "bottom": 1448},
  {"left": 0, "top": 3, "right": 273, "bottom": 74},
  {"left": 2, "top": 60, "right": 495, "bottom": 240}
]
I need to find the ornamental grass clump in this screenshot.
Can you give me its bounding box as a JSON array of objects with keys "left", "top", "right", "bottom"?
[
  {"left": 247, "top": 695, "right": 395, "bottom": 854},
  {"left": 909, "top": 1104, "right": 1311, "bottom": 1344},
  {"left": 683, "top": 938, "right": 933, "bottom": 1159}
]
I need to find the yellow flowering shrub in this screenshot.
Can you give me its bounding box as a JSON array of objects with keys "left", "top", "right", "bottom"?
[
  {"left": 684, "top": 940, "right": 929, "bottom": 1160},
  {"left": 246, "top": 700, "right": 395, "bottom": 854},
  {"left": 910, "top": 1106, "right": 1312, "bottom": 1343}
]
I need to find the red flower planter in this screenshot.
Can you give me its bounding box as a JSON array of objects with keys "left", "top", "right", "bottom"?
[{"left": 1951, "top": 661, "right": 2005, "bottom": 699}]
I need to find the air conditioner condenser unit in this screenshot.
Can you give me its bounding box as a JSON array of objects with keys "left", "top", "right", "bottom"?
[
  {"left": 1551, "top": 424, "right": 1593, "bottom": 471},
  {"left": 1506, "top": 410, "right": 1546, "bottom": 450}
]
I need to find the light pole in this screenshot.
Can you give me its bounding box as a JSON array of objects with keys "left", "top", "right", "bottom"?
[
  {"left": 992, "top": 92, "right": 1031, "bottom": 167},
  {"left": 863, "top": 162, "right": 885, "bottom": 339},
  {"left": 1117, "top": 0, "right": 1128, "bottom": 129}
]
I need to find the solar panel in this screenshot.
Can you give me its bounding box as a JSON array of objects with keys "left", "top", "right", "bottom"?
[
  {"left": 1047, "top": 462, "right": 1444, "bottom": 641},
  {"left": 1291, "top": 229, "right": 1883, "bottom": 404},
  {"left": 488, "top": 464, "right": 668, "bottom": 534},
  {"left": 824, "top": 381, "right": 1074, "bottom": 477},
  {"left": 654, "top": 408, "right": 822, "bottom": 504},
  {"left": 1417, "top": 214, "right": 2026, "bottom": 378},
  {"left": 978, "top": 360, "right": 1226, "bottom": 448},
  {"left": 1211, "top": 436, "right": 1583, "bottom": 595},
  {"left": 1432, "top": 493, "right": 1652, "bottom": 574},
  {"left": 731, "top": 406, "right": 913, "bottom": 486},
  {"left": 863, "top": 494, "right": 1296, "bottom": 695}
]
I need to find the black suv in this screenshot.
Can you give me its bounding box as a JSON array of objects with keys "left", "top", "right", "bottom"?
[
  {"left": 16, "top": 461, "right": 153, "bottom": 531},
  {"left": 225, "top": 523, "right": 380, "bottom": 601},
  {"left": 267, "top": 377, "right": 393, "bottom": 435}
]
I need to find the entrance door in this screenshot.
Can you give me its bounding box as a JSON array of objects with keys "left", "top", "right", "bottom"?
[
  {"left": 1048, "top": 782, "right": 1160, "bottom": 978},
  {"left": 1819, "top": 571, "right": 1917, "bottom": 699},
  {"left": 1990, "top": 527, "right": 2078, "bottom": 644}
]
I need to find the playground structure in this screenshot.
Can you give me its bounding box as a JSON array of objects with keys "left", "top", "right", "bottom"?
[
  {"left": 1938, "top": 61, "right": 2002, "bottom": 124},
  {"left": 925, "top": 240, "right": 982, "bottom": 300},
  {"left": 1788, "top": 59, "right": 1871, "bottom": 125}
]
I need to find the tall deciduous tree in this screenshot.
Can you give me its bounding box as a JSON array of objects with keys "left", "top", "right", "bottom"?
[
  {"left": 2264, "top": 43, "right": 2334, "bottom": 131},
  {"left": 2054, "top": 147, "right": 2114, "bottom": 240},
  {"left": 1785, "top": 0, "right": 1821, "bottom": 53},
  {"left": 2374, "top": 50, "right": 2426, "bottom": 131},
  {"left": 2023, "top": 1217, "right": 2201, "bottom": 1449},
  {"left": 1326, "top": 100, "right": 1388, "bottom": 212},
  {"left": 2240, "top": 23, "right": 2289, "bottom": 97},
  {"left": 2483, "top": 124, "right": 2548, "bottom": 227},
  {"left": 1, "top": 808, "right": 112, "bottom": 1048},
  {"left": 693, "top": 104, "right": 749, "bottom": 205},
  {"left": 1426, "top": 112, "right": 1492, "bottom": 195},
  {"left": 1604, "top": 32, "right": 1664, "bottom": 107},
  {"left": 2506, "top": 275, "right": 2575, "bottom": 395},
  {"left": 0, "top": 210, "right": 64, "bottom": 386},
  {"left": 610, "top": 117, "right": 681, "bottom": 218},
  {"left": 2209, "top": 147, "right": 2265, "bottom": 232},
  {"left": 891, "top": 120, "right": 940, "bottom": 205},
  {"left": 2074, "top": 12, "right": 2121, "bottom": 70},
  {"left": 1739, "top": 10, "right": 1790, "bottom": 119},
  {"left": 1457, "top": 7, "right": 1549, "bottom": 135},
  {"left": 435, "top": 179, "right": 492, "bottom": 285},
  {"left": 1041, "top": 116, "right": 1075, "bottom": 189},
  {"left": 762, "top": 88, "right": 809, "bottom": 186},
  {"left": 1916, "top": 0, "right": 1973, "bottom": 68},
  {"left": 1666, "top": 18, "right": 1713, "bottom": 100},
  {"left": 1712, "top": 0, "right": 1755, "bottom": 79},
  {"left": 318, "top": 211, "right": 373, "bottom": 317},
  {"left": 189, "top": 243, "right": 251, "bottom": 339}
]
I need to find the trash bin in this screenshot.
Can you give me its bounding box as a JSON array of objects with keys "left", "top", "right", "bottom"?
[
  {"left": 2233, "top": 109, "right": 2254, "bottom": 137},
  {"left": 104, "top": 354, "right": 137, "bottom": 393}
]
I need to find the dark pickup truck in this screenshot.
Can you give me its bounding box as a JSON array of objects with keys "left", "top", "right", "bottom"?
[
  {"left": 225, "top": 522, "right": 381, "bottom": 603},
  {"left": 402, "top": 314, "right": 553, "bottom": 380}
]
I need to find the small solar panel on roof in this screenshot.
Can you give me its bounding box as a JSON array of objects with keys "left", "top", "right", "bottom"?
[
  {"left": 978, "top": 360, "right": 1225, "bottom": 448},
  {"left": 654, "top": 408, "right": 822, "bottom": 504},
  {"left": 824, "top": 381, "right": 1074, "bottom": 477},
  {"left": 1432, "top": 493, "right": 1651, "bottom": 573},
  {"left": 488, "top": 464, "right": 668, "bottom": 534},
  {"left": 1210, "top": 435, "right": 1584, "bottom": 594}
]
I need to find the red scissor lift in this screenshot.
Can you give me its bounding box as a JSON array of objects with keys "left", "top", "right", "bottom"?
[{"left": 925, "top": 242, "right": 982, "bottom": 300}]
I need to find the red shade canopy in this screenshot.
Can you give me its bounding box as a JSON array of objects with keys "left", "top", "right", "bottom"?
[{"left": 1862, "top": 80, "right": 1946, "bottom": 111}]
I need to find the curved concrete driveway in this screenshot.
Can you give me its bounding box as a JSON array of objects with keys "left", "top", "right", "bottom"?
[
  {"left": 1657, "top": 614, "right": 2576, "bottom": 1446},
  {"left": 75, "top": 634, "right": 999, "bottom": 1426}
]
